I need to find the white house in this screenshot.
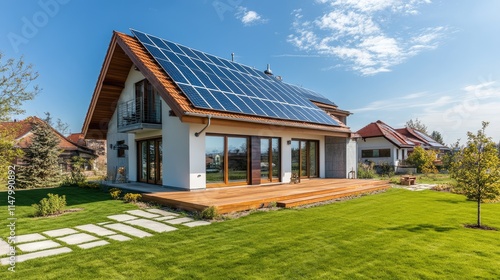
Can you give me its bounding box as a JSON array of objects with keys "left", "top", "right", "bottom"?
[
  {"left": 356, "top": 120, "right": 414, "bottom": 168},
  {"left": 82, "top": 30, "right": 357, "bottom": 190}
]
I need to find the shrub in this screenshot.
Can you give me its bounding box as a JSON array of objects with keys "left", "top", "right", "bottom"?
[
  {"left": 109, "top": 188, "right": 122, "bottom": 200},
  {"left": 377, "top": 162, "right": 394, "bottom": 177},
  {"left": 77, "top": 181, "right": 100, "bottom": 189},
  {"left": 201, "top": 206, "right": 219, "bottom": 219},
  {"left": 32, "top": 193, "right": 67, "bottom": 217},
  {"left": 123, "top": 193, "right": 142, "bottom": 203},
  {"left": 268, "top": 201, "right": 278, "bottom": 208},
  {"left": 358, "top": 162, "right": 376, "bottom": 179}
]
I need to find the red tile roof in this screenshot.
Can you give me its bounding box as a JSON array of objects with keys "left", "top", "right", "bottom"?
[
  {"left": 356, "top": 120, "right": 415, "bottom": 148},
  {"left": 1, "top": 117, "right": 95, "bottom": 155}
]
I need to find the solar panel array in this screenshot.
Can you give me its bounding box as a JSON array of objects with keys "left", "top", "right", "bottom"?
[{"left": 131, "top": 29, "right": 339, "bottom": 126}]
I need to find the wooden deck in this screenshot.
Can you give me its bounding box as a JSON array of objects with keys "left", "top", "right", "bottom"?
[{"left": 141, "top": 179, "right": 390, "bottom": 214}]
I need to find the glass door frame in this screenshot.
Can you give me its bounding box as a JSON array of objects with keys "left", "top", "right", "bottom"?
[
  {"left": 291, "top": 139, "right": 319, "bottom": 179},
  {"left": 260, "top": 137, "right": 281, "bottom": 183},
  {"left": 137, "top": 138, "right": 162, "bottom": 185},
  {"left": 206, "top": 134, "right": 250, "bottom": 188}
]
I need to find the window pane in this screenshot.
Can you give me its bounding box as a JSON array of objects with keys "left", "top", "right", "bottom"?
[
  {"left": 300, "top": 141, "right": 307, "bottom": 177},
  {"left": 228, "top": 137, "right": 248, "bottom": 182},
  {"left": 260, "top": 138, "right": 270, "bottom": 181},
  {"left": 380, "top": 149, "right": 391, "bottom": 157},
  {"left": 291, "top": 140, "right": 300, "bottom": 175},
  {"left": 158, "top": 140, "right": 163, "bottom": 182},
  {"left": 206, "top": 136, "right": 225, "bottom": 183},
  {"left": 148, "top": 141, "right": 156, "bottom": 182},
  {"left": 271, "top": 138, "right": 280, "bottom": 180},
  {"left": 140, "top": 141, "right": 147, "bottom": 181}
]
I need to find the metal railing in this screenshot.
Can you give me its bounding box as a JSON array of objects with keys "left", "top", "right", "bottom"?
[{"left": 117, "top": 98, "right": 161, "bottom": 129}]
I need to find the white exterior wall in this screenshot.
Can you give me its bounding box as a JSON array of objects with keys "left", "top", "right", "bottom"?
[
  {"left": 346, "top": 138, "right": 357, "bottom": 178},
  {"left": 357, "top": 137, "right": 398, "bottom": 166},
  {"left": 106, "top": 66, "right": 146, "bottom": 180}
]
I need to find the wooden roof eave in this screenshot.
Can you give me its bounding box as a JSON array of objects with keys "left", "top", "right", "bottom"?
[
  {"left": 82, "top": 34, "right": 119, "bottom": 138},
  {"left": 181, "top": 113, "right": 351, "bottom": 137}
]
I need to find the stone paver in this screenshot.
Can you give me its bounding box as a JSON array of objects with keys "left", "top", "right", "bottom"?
[
  {"left": 0, "top": 239, "right": 10, "bottom": 256},
  {"left": 107, "top": 214, "right": 139, "bottom": 222},
  {"left": 146, "top": 209, "right": 179, "bottom": 216},
  {"left": 124, "top": 219, "right": 178, "bottom": 233},
  {"left": 154, "top": 216, "right": 177, "bottom": 221},
  {"left": 164, "top": 217, "right": 194, "bottom": 225},
  {"left": 107, "top": 234, "right": 131, "bottom": 242},
  {"left": 15, "top": 233, "right": 46, "bottom": 244},
  {"left": 75, "top": 224, "right": 116, "bottom": 236},
  {"left": 0, "top": 247, "right": 72, "bottom": 265},
  {"left": 97, "top": 222, "right": 111, "bottom": 225},
  {"left": 104, "top": 223, "right": 153, "bottom": 238},
  {"left": 43, "top": 228, "right": 79, "bottom": 237},
  {"left": 78, "top": 240, "right": 109, "bottom": 249},
  {"left": 183, "top": 221, "right": 212, "bottom": 227},
  {"left": 397, "top": 184, "right": 436, "bottom": 191},
  {"left": 17, "top": 240, "right": 61, "bottom": 253},
  {"left": 126, "top": 210, "right": 160, "bottom": 219},
  {"left": 57, "top": 233, "right": 100, "bottom": 245}
]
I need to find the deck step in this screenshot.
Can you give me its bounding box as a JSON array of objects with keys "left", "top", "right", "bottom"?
[{"left": 276, "top": 185, "right": 390, "bottom": 208}]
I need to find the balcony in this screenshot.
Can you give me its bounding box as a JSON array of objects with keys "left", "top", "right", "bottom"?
[{"left": 117, "top": 98, "right": 162, "bottom": 133}]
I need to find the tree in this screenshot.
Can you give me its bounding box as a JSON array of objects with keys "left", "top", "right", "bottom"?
[
  {"left": 406, "top": 146, "right": 437, "bottom": 174},
  {"left": 0, "top": 53, "right": 40, "bottom": 121},
  {"left": 431, "top": 130, "right": 445, "bottom": 145},
  {"left": 450, "top": 122, "right": 500, "bottom": 228},
  {"left": 0, "top": 125, "right": 23, "bottom": 183},
  {"left": 17, "top": 119, "right": 62, "bottom": 188},
  {"left": 406, "top": 118, "right": 428, "bottom": 134},
  {"left": 43, "top": 112, "right": 69, "bottom": 135}
]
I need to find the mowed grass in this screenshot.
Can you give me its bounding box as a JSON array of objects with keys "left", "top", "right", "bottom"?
[{"left": 0, "top": 187, "right": 499, "bottom": 279}]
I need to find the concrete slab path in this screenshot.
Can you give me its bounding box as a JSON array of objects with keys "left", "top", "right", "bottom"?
[
  {"left": 126, "top": 210, "right": 160, "bottom": 218},
  {"left": 78, "top": 240, "right": 109, "bottom": 249},
  {"left": 107, "top": 214, "right": 139, "bottom": 222},
  {"left": 0, "top": 239, "right": 10, "bottom": 256},
  {"left": 75, "top": 224, "right": 116, "bottom": 236},
  {"left": 17, "top": 240, "right": 61, "bottom": 253},
  {"left": 107, "top": 234, "right": 131, "bottom": 242},
  {"left": 146, "top": 209, "right": 179, "bottom": 216},
  {"left": 0, "top": 247, "right": 72, "bottom": 265},
  {"left": 15, "top": 233, "right": 46, "bottom": 243},
  {"left": 57, "top": 233, "right": 100, "bottom": 245},
  {"left": 165, "top": 217, "right": 194, "bottom": 225},
  {"left": 183, "top": 221, "right": 212, "bottom": 227},
  {"left": 43, "top": 228, "right": 79, "bottom": 237},
  {"left": 124, "top": 219, "right": 178, "bottom": 233},
  {"left": 104, "top": 223, "right": 153, "bottom": 238}
]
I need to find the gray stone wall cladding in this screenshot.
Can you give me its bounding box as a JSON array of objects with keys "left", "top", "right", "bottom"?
[{"left": 325, "top": 137, "right": 347, "bottom": 178}]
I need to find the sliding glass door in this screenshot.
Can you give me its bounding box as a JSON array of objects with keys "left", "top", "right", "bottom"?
[
  {"left": 291, "top": 139, "right": 319, "bottom": 178},
  {"left": 138, "top": 138, "right": 162, "bottom": 185},
  {"left": 260, "top": 137, "right": 280, "bottom": 183},
  {"left": 206, "top": 135, "right": 248, "bottom": 187}
]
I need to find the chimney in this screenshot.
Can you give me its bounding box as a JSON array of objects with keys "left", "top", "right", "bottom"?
[{"left": 264, "top": 64, "right": 273, "bottom": 76}]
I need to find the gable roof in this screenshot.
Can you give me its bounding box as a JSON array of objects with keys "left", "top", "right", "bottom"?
[
  {"left": 356, "top": 120, "right": 415, "bottom": 148},
  {"left": 1, "top": 117, "right": 96, "bottom": 155},
  {"left": 395, "top": 127, "right": 447, "bottom": 150},
  {"left": 83, "top": 31, "right": 352, "bottom": 139}
]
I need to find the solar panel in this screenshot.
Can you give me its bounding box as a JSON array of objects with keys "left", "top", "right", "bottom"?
[{"left": 131, "top": 29, "right": 339, "bottom": 126}]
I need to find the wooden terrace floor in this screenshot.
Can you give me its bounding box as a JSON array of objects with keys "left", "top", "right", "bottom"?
[{"left": 142, "top": 179, "right": 390, "bottom": 214}]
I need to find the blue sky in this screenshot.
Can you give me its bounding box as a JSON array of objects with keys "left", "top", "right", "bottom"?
[{"left": 1, "top": 0, "right": 500, "bottom": 144}]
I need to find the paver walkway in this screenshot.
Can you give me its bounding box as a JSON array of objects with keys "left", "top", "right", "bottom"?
[{"left": 0, "top": 208, "right": 211, "bottom": 265}]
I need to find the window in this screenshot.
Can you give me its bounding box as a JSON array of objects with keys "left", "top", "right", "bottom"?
[
  {"left": 206, "top": 135, "right": 248, "bottom": 187},
  {"left": 260, "top": 137, "right": 281, "bottom": 183},
  {"left": 291, "top": 139, "right": 319, "bottom": 178},
  {"left": 135, "top": 79, "right": 161, "bottom": 123},
  {"left": 361, "top": 149, "right": 391, "bottom": 158},
  {"left": 117, "top": 140, "right": 125, "bottom": 158}
]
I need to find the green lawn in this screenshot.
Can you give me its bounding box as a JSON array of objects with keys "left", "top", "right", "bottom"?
[{"left": 1, "top": 187, "right": 499, "bottom": 279}]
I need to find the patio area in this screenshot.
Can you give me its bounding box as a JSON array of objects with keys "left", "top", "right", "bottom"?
[{"left": 141, "top": 179, "right": 391, "bottom": 214}]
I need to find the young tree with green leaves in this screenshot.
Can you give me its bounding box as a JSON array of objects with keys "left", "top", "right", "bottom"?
[
  {"left": 431, "top": 130, "right": 445, "bottom": 145},
  {"left": 450, "top": 122, "right": 500, "bottom": 228},
  {"left": 406, "top": 146, "right": 437, "bottom": 174},
  {"left": 17, "top": 119, "right": 62, "bottom": 188},
  {"left": 0, "top": 53, "right": 40, "bottom": 121},
  {"left": 405, "top": 118, "right": 428, "bottom": 134}
]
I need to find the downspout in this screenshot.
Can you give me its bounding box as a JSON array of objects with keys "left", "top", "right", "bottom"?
[{"left": 194, "top": 115, "right": 212, "bottom": 137}]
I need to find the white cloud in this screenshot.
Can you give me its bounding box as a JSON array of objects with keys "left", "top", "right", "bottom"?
[
  {"left": 288, "top": 0, "right": 448, "bottom": 75},
  {"left": 236, "top": 7, "right": 267, "bottom": 26},
  {"left": 350, "top": 79, "right": 500, "bottom": 144}
]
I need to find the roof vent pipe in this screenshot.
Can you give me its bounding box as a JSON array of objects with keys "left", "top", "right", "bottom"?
[
  {"left": 231, "top": 53, "right": 234, "bottom": 62},
  {"left": 264, "top": 64, "right": 273, "bottom": 76}
]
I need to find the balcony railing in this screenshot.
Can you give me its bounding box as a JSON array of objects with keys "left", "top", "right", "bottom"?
[{"left": 117, "top": 98, "right": 161, "bottom": 132}]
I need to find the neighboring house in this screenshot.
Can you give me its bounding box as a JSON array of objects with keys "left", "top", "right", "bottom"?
[
  {"left": 82, "top": 30, "right": 357, "bottom": 190},
  {"left": 395, "top": 127, "right": 449, "bottom": 158},
  {"left": 68, "top": 133, "right": 107, "bottom": 172},
  {"left": 0, "top": 117, "right": 97, "bottom": 171},
  {"left": 356, "top": 120, "right": 415, "bottom": 169}
]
